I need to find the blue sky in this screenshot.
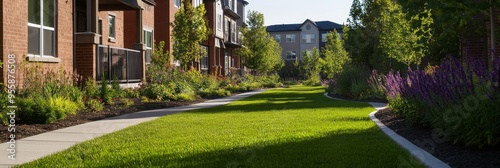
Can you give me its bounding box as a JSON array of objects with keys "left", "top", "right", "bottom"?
[{"left": 246, "top": 0, "right": 353, "bottom": 26}]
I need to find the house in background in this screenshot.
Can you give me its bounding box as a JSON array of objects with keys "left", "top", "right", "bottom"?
[{"left": 267, "top": 19, "right": 342, "bottom": 61}]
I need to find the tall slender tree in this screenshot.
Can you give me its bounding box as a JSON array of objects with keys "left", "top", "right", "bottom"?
[
  {"left": 322, "top": 30, "right": 350, "bottom": 79},
  {"left": 241, "top": 10, "right": 283, "bottom": 74},
  {"left": 171, "top": 0, "right": 209, "bottom": 70}
]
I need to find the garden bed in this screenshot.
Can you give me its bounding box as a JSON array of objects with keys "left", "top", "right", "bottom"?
[
  {"left": 0, "top": 98, "right": 208, "bottom": 143},
  {"left": 375, "top": 108, "right": 500, "bottom": 168}
]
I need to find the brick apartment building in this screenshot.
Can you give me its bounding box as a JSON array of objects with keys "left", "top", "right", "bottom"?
[
  {"left": 1, "top": 0, "right": 249, "bottom": 86},
  {"left": 204, "top": 0, "right": 248, "bottom": 76}
]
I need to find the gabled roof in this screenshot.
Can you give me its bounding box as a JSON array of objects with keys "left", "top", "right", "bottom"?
[{"left": 266, "top": 20, "right": 342, "bottom": 32}]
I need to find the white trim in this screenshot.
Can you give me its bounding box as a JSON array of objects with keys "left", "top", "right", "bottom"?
[
  {"left": 27, "top": 0, "right": 56, "bottom": 57},
  {"left": 323, "top": 93, "right": 451, "bottom": 168}
]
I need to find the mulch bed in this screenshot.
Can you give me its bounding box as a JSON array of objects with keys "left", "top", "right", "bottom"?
[
  {"left": 0, "top": 98, "right": 208, "bottom": 143},
  {"left": 375, "top": 108, "right": 500, "bottom": 168}
]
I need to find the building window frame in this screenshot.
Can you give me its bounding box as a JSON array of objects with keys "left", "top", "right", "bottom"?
[
  {"left": 275, "top": 35, "right": 281, "bottom": 43},
  {"left": 144, "top": 29, "right": 153, "bottom": 64},
  {"left": 322, "top": 33, "right": 328, "bottom": 42},
  {"left": 28, "top": 0, "right": 56, "bottom": 57},
  {"left": 302, "top": 34, "right": 316, "bottom": 44},
  {"left": 286, "top": 34, "right": 295, "bottom": 43},
  {"left": 108, "top": 14, "right": 116, "bottom": 40},
  {"left": 217, "top": 14, "right": 222, "bottom": 31},
  {"left": 175, "top": 0, "right": 181, "bottom": 8},
  {"left": 286, "top": 51, "right": 296, "bottom": 60}
]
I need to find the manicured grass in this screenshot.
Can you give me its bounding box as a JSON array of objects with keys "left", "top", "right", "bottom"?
[{"left": 19, "top": 86, "right": 424, "bottom": 167}]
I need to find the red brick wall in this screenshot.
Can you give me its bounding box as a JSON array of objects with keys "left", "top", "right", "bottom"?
[
  {"left": 155, "top": 0, "right": 178, "bottom": 64},
  {"left": 1, "top": 1, "right": 73, "bottom": 87},
  {"left": 99, "top": 11, "right": 124, "bottom": 48},
  {"left": 124, "top": 11, "right": 138, "bottom": 49},
  {"left": 0, "top": 0, "right": 3, "bottom": 82},
  {"left": 75, "top": 44, "right": 96, "bottom": 80}
]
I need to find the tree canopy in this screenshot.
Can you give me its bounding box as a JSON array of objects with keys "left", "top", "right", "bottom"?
[
  {"left": 240, "top": 10, "right": 283, "bottom": 74},
  {"left": 171, "top": 0, "right": 209, "bottom": 70}
]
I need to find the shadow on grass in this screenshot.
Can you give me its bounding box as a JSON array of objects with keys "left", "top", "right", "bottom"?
[
  {"left": 187, "top": 89, "right": 372, "bottom": 114},
  {"left": 97, "top": 126, "right": 423, "bottom": 168}
]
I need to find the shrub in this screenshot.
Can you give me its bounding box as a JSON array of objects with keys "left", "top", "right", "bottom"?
[
  {"left": 118, "top": 98, "right": 135, "bottom": 108},
  {"left": 176, "top": 92, "right": 198, "bottom": 101},
  {"left": 18, "top": 96, "right": 79, "bottom": 124},
  {"left": 0, "top": 88, "right": 9, "bottom": 125},
  {"left": 330, "top": 65, "right": 370, "bottom": 98},
  {"left": 246, "top": 82, "right": 262, "bottom": 91},
  {"left": 382, "top": 58, "right": 500, "bottom": 148},
  {"left": 111, "top": 75, "right": 121, "bottom": 98},
  {"left": 100, "top": 76, "right": 113, "bottom": 104},
  {"left": 142, "top": 83, "right": 176, "bottom": 101},
  {"left": 121, "top": 88, "right": 140, "bottom": 98},
  {"left": 198, "top": 88, "right": 231, "bottom": 98},
  {"left": 83, "top": 78, "right": 99, "bottom": 99},
  {"left": 86, "top": 99, "right": 104, "bottom": 112}
]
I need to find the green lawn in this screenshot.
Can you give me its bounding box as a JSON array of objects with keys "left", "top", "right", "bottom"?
[{"left": 20, "top": 86, "right": 424, "bottom": 168}]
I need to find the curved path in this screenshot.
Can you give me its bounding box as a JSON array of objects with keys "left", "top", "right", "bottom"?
[
  {"left": 324, "top": 93, "right": 450, "bottom": 168},
  {"left": 0, "top": 90, "right": 265, "bottom": 167}
]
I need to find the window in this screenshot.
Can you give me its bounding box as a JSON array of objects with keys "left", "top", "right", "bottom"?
[
  {"left": 144, "top": 29, "right": 153, "bottom": 64},
  {"left": 231, "top": 58, "right": 235, "bottom": 68},
  {"left": 28, "top": 0, "right": 56, "bottom": 57},
  {"left": 286, "top": 34, "right": 295, "bottom": 43},
  {"left": 217, "top": 14, "right": 222, "bottom": 30},
  {"left": 231, "top": 22, "right": 236, "bottom": 42},
  {"left": 286, "top": 51, "right": 296, "bottom": 60},
  {"left": 108, "top": 15, "right": 115, "bottom": 39},
  {"left": 224, "top": 17, "right": 229, "bottom": 36},
  {"left": 228, "top": 0, "right": 233, "bottom": 10},
  {"left": 200, "top": 46, "right": 208, "bottom": 70},
  {"left": 322, "top": 33, "right": 328, "bottom": 42},
  {"left": 193, "top": 0, "right": 203, "bottom": 7},
  {"left": 302, "top": 34, "right": 316, "bottom": 43},
  {"left": 275, "top": 35, "right": 281, "bottom": 43},
  {"left": 175, "top": 0, "right": 181, "bottom": 8}
]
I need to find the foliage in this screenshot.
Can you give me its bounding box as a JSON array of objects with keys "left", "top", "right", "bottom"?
[
  {"left": 147, "top": 41, "right": 171, "bottom": 85},
  {"left": 83, "top": 78, "right": 99, "bottom": 99},
  {"left": 322, "top": 30, "right": 350, "bottom": 79},
  {"left": 121, "top": 88, "right": 140, "bottom": 99},
  {"left": 100, "top": 75, "right": 113, "bottom": 104},
  {"left": 377, "top": 1, "right": 433, "bottom": 67},
  {"left": 142, "top": 83, "right": 176, "bottom": 101},
  {"left": 241, "top": 10, "right": 284, "bottom": 74},
  {"left": 326, "top": 65, "right": 371, "bottom": 99},
  {"left": 298, "top": 47, "right": 324, "bottom": 86},
  {"left": 171, "top": 0, "right": 209, "bottom": 70},
  {"left": 382, "top": 58, "right": 500, "bottom": 147},
  {"left": 86, "top": 99, "right": 104, "bottom": 112},
  {"left": 18, "top": 96, "right": 79, "bottom": 124},
  {"left": 0, "top": 87, "right": 9, "bottom": 125},
  {"left": 198, "top": 88, "right": 231, "bottom": 98}
]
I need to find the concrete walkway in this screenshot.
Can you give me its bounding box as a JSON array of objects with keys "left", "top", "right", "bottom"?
[
  {"left": 0, "top": 90, "right": 265, "bottom": 167},
  {"left": 323, "top": 93, "right": 450, "bottom": 168}
]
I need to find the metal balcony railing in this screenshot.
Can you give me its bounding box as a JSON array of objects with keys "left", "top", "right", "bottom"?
[{"left": 96, "top": 45, "right": 143, "bottom": 83}]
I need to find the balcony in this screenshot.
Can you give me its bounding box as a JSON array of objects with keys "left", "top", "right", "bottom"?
[
  {"left": 96, "top": 45, "right": 143, "bottom": 83},
  {"left": 224, "top": 26, "right": 241, "bottom": 48}
]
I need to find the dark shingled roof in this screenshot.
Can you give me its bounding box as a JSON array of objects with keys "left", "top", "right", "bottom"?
[{"left": 266, "top": 20, "right": 342, "bottom": 32}]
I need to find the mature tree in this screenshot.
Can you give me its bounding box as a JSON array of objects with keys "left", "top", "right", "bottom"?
[
  {"left": 299, "top": 47, "right": 324, "bottom": 84},
  {"left": 171, "top": 0, "right": 209, "bottom": 70},
  {"left": 377, "top": 0, "right": 432, "bottom": 67},
  {"left": 322, "top": 30, "right": 350, "bottom": 79},
  {"left": 241, "top": 10, "right": 283, "bottom": 74}
]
